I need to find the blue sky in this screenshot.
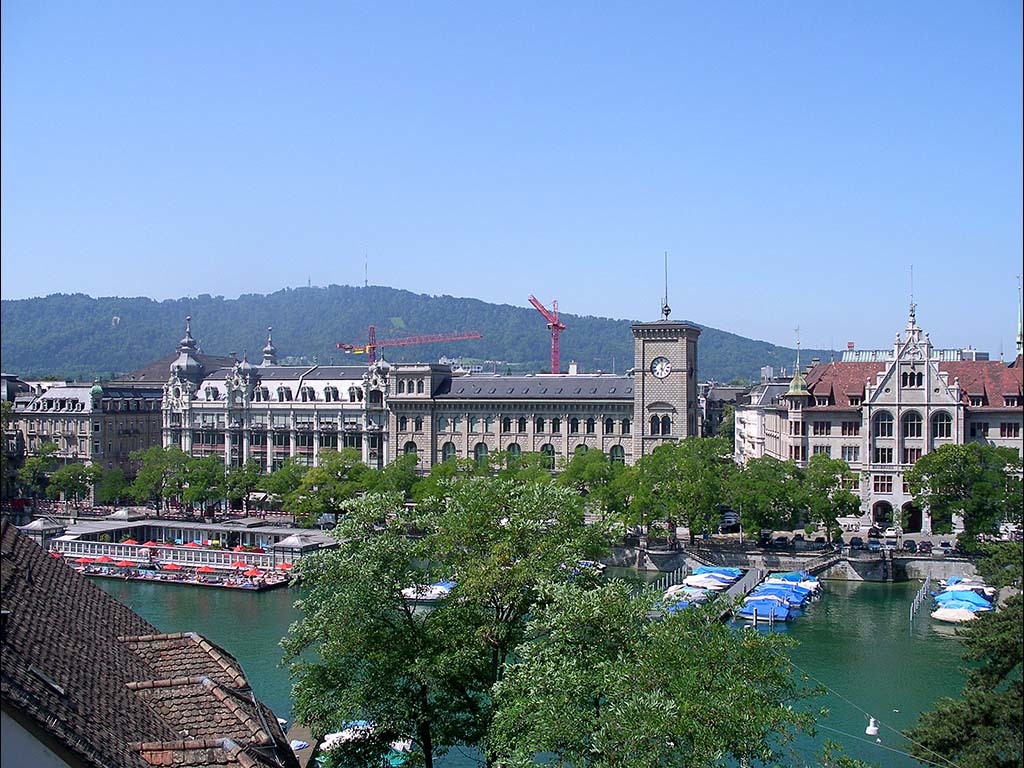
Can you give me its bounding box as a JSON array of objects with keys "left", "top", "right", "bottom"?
[{"left": 2, "top": 2, "right": 1021, "bottom": 355}]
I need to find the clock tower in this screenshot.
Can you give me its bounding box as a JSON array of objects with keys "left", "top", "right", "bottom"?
[{"left": 632, "top": 300, "right": 701, "bottom": 458}]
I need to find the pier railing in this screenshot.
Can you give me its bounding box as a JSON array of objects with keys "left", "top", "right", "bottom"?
[
  {"left": 50, "top": 540, "right": 282, "bottom": 570},
  {"left": 909, "top": 575, "right": 932, "bottom": 629}
]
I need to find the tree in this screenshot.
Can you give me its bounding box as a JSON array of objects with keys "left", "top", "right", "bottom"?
[
  {"left": 718, "top": 403, "right": 736, "bottom": 447},
  {"left": 95, "top": 467, "right": 130, "bottom": 506},
  {"left": 259, "top": 456, "right": 308, "bottom": 510},
  {"left": 365, "top": 452, "right": 419, "bottom": 498},
  {"left": 129, "top": 446, "right": 190, "bottom": 513},
  {"left": 491, "top": 580, "right": 814, "bottom": 767},
  {"left": 182, "top": 454, "right": 225, "bottom": 515},
  {"left": 224, "top": 461, "right": 264, "bottom": 513},
  {"left": 17, "top": 441, "right": 58, "bottom": 513},
  {"left": 284, "top": 478, "right": 610, "bottom": 767},
  {"left": 728, "top": 456, "right": 803, "bottom": 536},
  {"left": 285, "top": 448, "right": 371, "bottom": 526},
  {"left": 905, "top": 443, "right": 1022, "bottom": 539},
  {"left": 802, "top": 453, "right": 860, "bottom": 539},
  {"left": 557, "top": 449, "right": 625, "bottom": 520},
  {"left": 48, "top": 463, "right": 102, "bottom": 508},
  {"left": 904, "top": 542, "right": 1022, "bottom": 768}
]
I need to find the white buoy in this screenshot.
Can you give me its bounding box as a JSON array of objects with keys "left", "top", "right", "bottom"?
[{"left": 865, "top": 717, "right": 880, "bottom": 737}]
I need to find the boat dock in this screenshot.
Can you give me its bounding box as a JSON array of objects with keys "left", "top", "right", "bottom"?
[{"left": 285, "top": 722, "right": 319, "bottom": 768}]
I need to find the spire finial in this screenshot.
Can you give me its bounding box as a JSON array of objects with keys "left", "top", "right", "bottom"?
[
  {"left": 795, "top": 325, "right": 801, "bottom": 370},
  {"left": 661, "top": 251, "right": 671, "bottom": 320}
]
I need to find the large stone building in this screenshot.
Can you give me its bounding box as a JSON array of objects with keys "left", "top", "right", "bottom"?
[
  {"left": 160, "top": 307, "right": 702, "bottom": 472},
  {"left": 734, "top": 306, "right": 1024, "bottom": 532}
]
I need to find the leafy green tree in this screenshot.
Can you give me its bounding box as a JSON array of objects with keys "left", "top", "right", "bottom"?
[
  {"left": 905, "top": 443, "right": 1022, "bottom": 539},
  {"left": 182, "top": 455, "right": 225, "bottom": 515},
  {"left": 491, "top": 580, "right": 814, "bottom": 767},
  {"left": 495, "top": 451, "right": 554, "bottom": 486},
  {"left": 95, "top": 467, "right": 130, "bottom": 505},
  {"left": 260, "top": 456, "right": 308, "bottom": 509},
  {"left": 48, "top": 462, "right": 102, "bottom": 508},
  {"left": 802, "top": 453, "right": 860, "bottom": 539},
  {"left": 17, "top": 441, "right": 59, "bottom": 513},
  {"left": 224, "top": 460, "right": 264, "bottom": 513},
  {"left": 557, "top": 449, "right": 629, "bottom": 520},
  {"left": 365, "top": 452, "right": 419, "bottom": 498},
  {"left": 129, "top": 446, "right": 190, "bottom": 513},
  {"left": 717, "top": 403, "right": 736, "bottom": 447},
  {"left": 728, "top": 456, "right": 804, "bottom": 536},
  {"left": 283, "top": 493, "right": 485, "bottom": 768},
  {"left": 286, "top": 448, "right": 371, "bottom": 526},
  {"left": 905, "top": 542, "right": 1022, "bottom": 768}
]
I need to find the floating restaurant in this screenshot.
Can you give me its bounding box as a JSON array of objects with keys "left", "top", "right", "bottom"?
[{"left": 18, "top": 509, "right": 338, "bottom": 583}]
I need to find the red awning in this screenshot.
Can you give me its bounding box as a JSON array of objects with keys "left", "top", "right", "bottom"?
[
  {"left": 184, "top": 541, "right": 200, "bottom": 547},
  {"left": 230, "top": 561, "right": 249, "bottom": 568},
  {"left": 243, "top": 569, "right": 263, "bottom": 577},
  {"left": 276, "top": 562, "right": 293, "bottom": 570},
  {"left": 75, "top": 556, "right": 94, "bottom": 564},
  {"left": 122, "top": 539, "right": 138, "bottom": 545},
  {"left": 142, "top": 541, "right": 159, "bottom": 547},
  {"left": 95, "top": 555, "right": 114, "bottom": 563},
  {"left": 162, "top": 563, "right": 183, "bottom": 571},
  {"left": 196, "top": 565, "right": 217, "bottom": 574},
  {"left": 116, "top": 560, "right": 136, "bottom": 567}
]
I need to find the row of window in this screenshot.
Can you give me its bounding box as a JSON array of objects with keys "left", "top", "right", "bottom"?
[
  {"left": 396, "top": 379, "right": 426, "bottom": 394},
  {"left": 804, "top": 415, "right": 1021, "bottom": 441},
  {"left": 431, "top": 416, "right": 633, "bottom": 435},
  {"left": 404, "top": 440, "right": 628, "bottom": 468},
  {"left": 250, "top": 385, "right": 364, "bottom": 403}
]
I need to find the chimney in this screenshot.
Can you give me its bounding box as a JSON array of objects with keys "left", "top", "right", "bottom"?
[
  {"left": 567, "top": 361, "right": 579, "bottom": 375},
  {"left": 847, "top": 341, "right": 855, "bottom": 351}
]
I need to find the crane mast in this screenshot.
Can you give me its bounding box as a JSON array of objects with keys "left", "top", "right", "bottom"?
[
  {"left": 528, "top": 295, "right": 567, "bottom": 374},
  {"left": 337, "top": 326, "right": 482, "bottom": 363}
]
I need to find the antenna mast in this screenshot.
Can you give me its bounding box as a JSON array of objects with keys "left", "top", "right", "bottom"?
[{"left": 661, "top": 251, "right": 671, "bottom": 319}]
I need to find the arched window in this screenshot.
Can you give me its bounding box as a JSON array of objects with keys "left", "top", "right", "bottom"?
[
  {"left": 610, "top": 445, "right": 625, "bottom": 465},
  {"left": 586, "top": 418, "right": 596, "bottom": 434},
  {"left": 650, "top": 415, "right": 661, "bottom": 436},
  {"left": 438, "top": 416, "right": 449, "bottom": 431},
  {"left": 902, "top": 411, "right": 922, "bottom": 438},
  {"left": 621, "top": 418, "right": 631, "bottom": 435},
  {"left": 569, "top": 417, "right": 580, "bottom": 434},
  {"left": 414, "top": 416, "right": 423, "bottom": 431},
  {"left": 404, "top": 441, "right": 418, "bottom": 456},
  {"left": 574, "top": 444, "right": 588, "bottom": 456},
  {"left": 507, "top": 443, "right": 521, "bottom": 460},
  {"left": 932, "top": 412, "right": 952, "bottom": 439},
  {"left": 398, "top": 416, "right": 408, "bottom": 431},
  {"left": 873, "top": 411, "right": 894, "bottom": 438},
  {"left": 442, "top": 441, "right": 457, "bottom": 462},
  {"left": 517, "top": 417, "right": 527, "bottom": 433},
  {"left": 660, "top": 415, "right": 671, "bottom": 436},
  {"left": 474, "top": 442, "right": 489, "bottom": 467},
  {"left": 551, "top": 418, "right": 561, "bottom": 434},
  {"left": 468, "top": 416, "right": 479, "bottom": 432},
  {"left": 535, "top": 418, "right": 545, "bottom": 433},
  {"left": 540, "top": 443, "right": 555, "bottom": 470},
  {"left": 397, "top": 380, "right": 406, "bottom": 394},
  {"left": 417, "top": 380, "right": 425, "bottom": 394},
  {"left": 502, "top": 417, "right": 512, "bottom": 433},
  {"left": 604, "top": 418, "right": 615, "bottom": 434},
  {"left": 348, "top": 386, "right": 358, "bottom": 402}
]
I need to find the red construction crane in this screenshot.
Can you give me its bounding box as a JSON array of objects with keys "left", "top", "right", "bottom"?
[
  {"left": 337, "top": 325, "right": 482, "bottom": 363},
  {"left": 528, "top": 295, "right": 567, "bottom": 374}
]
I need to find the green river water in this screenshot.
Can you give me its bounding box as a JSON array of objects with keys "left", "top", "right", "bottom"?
[{"left": 96, "top": 576, "right": 968, "bottom": 767}]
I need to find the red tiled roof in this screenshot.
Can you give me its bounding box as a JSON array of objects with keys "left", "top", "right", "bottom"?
[
  {"left": 0, "top": 520, "right": 298, "bottom": 768},
  {"left": 805, "top": 362, "right": 885, "bottom": 406}
]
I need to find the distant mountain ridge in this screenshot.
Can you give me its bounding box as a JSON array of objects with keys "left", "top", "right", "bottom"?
[{"left": 0, "top": 285, "right": 827, "bottom": 382}]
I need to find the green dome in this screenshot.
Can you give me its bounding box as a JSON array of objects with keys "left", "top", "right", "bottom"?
[{"left": 90, "top": 383, "right": 103, "bottom": 396}]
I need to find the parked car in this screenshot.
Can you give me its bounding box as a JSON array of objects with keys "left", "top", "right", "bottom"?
[
  {"left": 883, "top": 526, "right": 902, "bottom": 537},
  {"left": 772, "top": 536, "right": 791, "bottom": 548},
  {"left": 867, "top": 527, "right": 883, "bottom": 539},
  {"left": 849, "top": 536, "right": 865, "bottom": 550},
  {"left": 867, "top": 539, "right": 882, "bottom": 553},
  {"left": 903, "top": 539, "right": 918, "bottom": 553},
  {"left": 938, "top": 541, "right": 953, "bottom": 554},
  {"left": 918, "top": 540, "right": 933, "bottom": 553},
  {"left": 813, "top": 536, "right": 828, "bottom": 549}
]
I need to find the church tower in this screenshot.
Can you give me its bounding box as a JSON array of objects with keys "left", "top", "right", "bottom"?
[{"left": 631, "top": 263, "right": 701, "bottom": 458}]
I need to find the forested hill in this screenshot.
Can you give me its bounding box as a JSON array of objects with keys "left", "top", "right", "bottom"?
[{"left": 1, "top": 286, "right": 827, "bottom": 382}]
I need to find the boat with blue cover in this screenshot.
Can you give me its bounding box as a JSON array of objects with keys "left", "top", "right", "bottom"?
[{"left": 737, "top": 597, "right": 791, "bottom": 622}]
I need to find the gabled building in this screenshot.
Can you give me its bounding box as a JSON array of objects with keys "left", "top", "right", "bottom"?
[
  {"left": 734, "top": 306, "right": 1024, "bottom": 532},
  {"left": 0, "top": 519, "right": 299, "bottom": 768}
]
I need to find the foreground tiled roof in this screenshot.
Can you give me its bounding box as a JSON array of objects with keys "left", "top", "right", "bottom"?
[
  {"left": 434, "top": 374, "right": 634, "bottom": 400},
  {"left": 0, "top": 520, "right": 298, "bottom": 768}
]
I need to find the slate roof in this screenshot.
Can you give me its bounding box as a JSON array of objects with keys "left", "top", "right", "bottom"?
[
  {"left": 203, "top": 366, "right": 368, "bottom": 383},
  {"left": 0, "top": 520, "right": 298, "bottom": 768},
  {"left": 117, "top": 353, "right": 238, "bottom": 384},
  {"left": 434, "top": 375, "right": 634, "bottom": 401}
]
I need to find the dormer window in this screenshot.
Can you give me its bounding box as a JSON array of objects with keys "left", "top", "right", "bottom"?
[
  {"left": 816, "top": 397, "right": 829, "bottom": 407},
  {"left": 848, "top": 396, "right": 862, "bottom": 406},
  {"left": 969, "top": 396, "right": 984, "bottom": 407},
  {"left": 1006, "top": 396, "right": 1020, "bottom": 407}
]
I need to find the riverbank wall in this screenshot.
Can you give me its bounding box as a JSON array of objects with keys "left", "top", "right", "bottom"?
[{"left": 608, "top": 546, "right": 976, "bottom": 582}]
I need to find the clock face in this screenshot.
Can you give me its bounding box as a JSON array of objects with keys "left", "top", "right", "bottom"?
[{"left": 651, "top": 356, "right": 672, "bottom": 378}]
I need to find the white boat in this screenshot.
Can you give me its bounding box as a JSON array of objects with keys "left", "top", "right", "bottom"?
[
  {"left": 682, "top": 574, "right": 734, "bottom": 591},
  {"left": 664, "top": 584, "right": 709, "bottom": 601},
  {"left": 764, "top": 577, "right": 820, "bottom": 594},
  {"left": 400, "top": 580, "right": 455, "bottom": 602},
  {"left": 941, "top": 582, "right": 997, "bottom": 600},
  {"left": 930, "top": 607, "right": 981, "bottom": 624}
]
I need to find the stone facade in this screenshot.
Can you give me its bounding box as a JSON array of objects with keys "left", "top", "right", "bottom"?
[{"left": 734, "top": 308, "right": 1024, "bottom": 532}]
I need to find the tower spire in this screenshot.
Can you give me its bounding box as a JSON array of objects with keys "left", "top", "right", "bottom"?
[
  {"left": 786, "top": 325, "right": 809, "bottom": 396},
  {"left": 661, "top": 251, "right": 671, "bottom": 320},
  {"left": 1016, "top": 275, "right": 1023, "bottom": 357}
]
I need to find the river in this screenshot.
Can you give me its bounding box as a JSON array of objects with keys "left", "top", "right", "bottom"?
[{"left": 95, "top": 576, "right": 968, "bottom": 767}]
